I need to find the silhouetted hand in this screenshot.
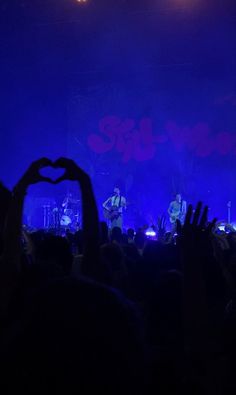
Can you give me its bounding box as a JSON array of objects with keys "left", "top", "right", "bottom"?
[
  {"left": 53, "top": 157, "right": 90, "bottom": 184},
  {"left": 176, "top": 202, "right": 217, "bottom": 355},
  {"left": 53, "top": 157, "right": 100, "bottom": 278},
  {"left": 15, "top": 158, "right": 53, "bottom": 192},
  {"left": 176, "top": 202, "right": 217, "bottom": 255},
  {"left": 0, "top": 182, "right": 11, "bottom": 233},
  {"left": 0, "top": 182, "right": 11, "bottom": 203},
  {"left": 157, "top": 215, "right": 168, "bottom": 243}
]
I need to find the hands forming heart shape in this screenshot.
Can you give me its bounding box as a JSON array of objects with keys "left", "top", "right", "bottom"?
[{"left": 18, "top": 157, "right": 89, "bottom": 188}]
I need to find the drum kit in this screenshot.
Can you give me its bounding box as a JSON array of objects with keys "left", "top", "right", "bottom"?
[{"left": 43, "top": 197, "right": 81, "bottom": 231}]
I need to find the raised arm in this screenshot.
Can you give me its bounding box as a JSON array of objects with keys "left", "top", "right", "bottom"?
[
  {"left": 177, "top": 202, "right": 217, "bottom": 354},
  {"left": 0, "top": 158, "right": 53, "bottom": 315},
  {"left": 0, "top": 182, "right": 11, "bottom": 237},
  {"left": 103, "top": 197, "right": 111, "bottom": 209},
  {"left": 53, "top": 158, "right": 101, "bottom": 279},
  {"left": 167, "top": 202, "right": 173, "bottom": 216},
  {"left": 62, "top": 197, "right": 68, "bottom": 208}
]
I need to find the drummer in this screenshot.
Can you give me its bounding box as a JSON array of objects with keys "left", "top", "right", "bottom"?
[{"left": 62, "top": 192, "right": 74, "bottom": 213}]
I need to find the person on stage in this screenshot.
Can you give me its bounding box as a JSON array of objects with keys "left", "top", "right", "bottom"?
[
  {"left": 62, "top": 191, "right": 74, "bottom": 212},
  {"left": 61, "top": 191, "right": 79, "bottom": 228},
  {"left": 168, "top": 193, "right": 187, "bottom": 230},
  {"left": 103, "top": 187, "right": 126, "bottom": 230}
]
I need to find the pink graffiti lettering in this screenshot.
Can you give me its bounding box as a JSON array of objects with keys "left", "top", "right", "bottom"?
[
  {"left": 88, "top": 116, "right": 167, "bottom": 162},
  {"left": 166, "top": 121, "right": 236, "bottom": 157},
  {"left": 88, "top": 116, "right": 236, "bottom": 161}
]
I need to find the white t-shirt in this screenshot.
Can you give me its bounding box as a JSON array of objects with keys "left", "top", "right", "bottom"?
[{"left": 103, "top": 195, "right": 126, "bottom": 213}]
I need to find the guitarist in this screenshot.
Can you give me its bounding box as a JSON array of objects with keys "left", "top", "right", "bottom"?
[
  {"left": 168, "top": 193, "right": 187, "bottom": 230},
  {"left": 103, "top": 187, "right": 127, "bottom": 230}
]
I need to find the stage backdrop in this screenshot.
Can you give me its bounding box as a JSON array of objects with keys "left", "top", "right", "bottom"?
[
  {"left": 0, "top": 1, "right": 235, "bottom": 228},
  {"left": 66, "top": 75, "right": 236, "bottom": 227},
  {"left": 65, "top": 3, "right": 236, "bottom": 227}
]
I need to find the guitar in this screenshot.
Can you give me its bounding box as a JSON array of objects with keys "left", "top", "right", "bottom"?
[
  {"left": 103, "top": 206, "right": 121, "bottom": 221},
  {"left": 169, "top": 213, "right": 183, "bottom": 224},
  {"left": 169, "top": 209, "right": 187, "bottom": 224},
  {"left": 169, "top": 207, "right": 194, "bottom": 224}
]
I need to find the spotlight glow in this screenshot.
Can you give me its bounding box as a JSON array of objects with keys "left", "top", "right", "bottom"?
[
  {"left": 215, "top": 222, "right": 236, "bottom": 234},
  {"left": 145, "top": 228, "right": 156, "bottom": 237}
]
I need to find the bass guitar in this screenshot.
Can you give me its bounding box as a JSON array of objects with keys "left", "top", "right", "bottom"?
[{"left": 169, "top": 211, "right": 185, "bottom": 224}]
